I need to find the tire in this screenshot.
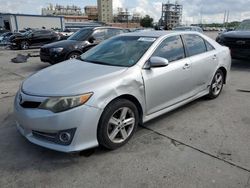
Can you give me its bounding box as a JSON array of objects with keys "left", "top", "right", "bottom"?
[
  {"left": 207, "top": 69, "right": 224, "bottom": 99},
  {"left": 67, "top": 52, "right": 81, "bottom": 60},
  {"left": 20, "top": 41, "right": 29, "bottom": 50},
  {"left": 97, "top": 99, "right": 139, "bottom": 150}
]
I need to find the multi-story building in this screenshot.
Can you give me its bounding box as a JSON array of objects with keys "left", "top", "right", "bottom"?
[
  {"left": 84, "top": 6, "right": 98, "bottom": 21},
  {"left": 159, "top": 2, "right": 182, "bottom": 30},
  {"left": 97, "top": 0, "right": 113, "bottom": 23}
]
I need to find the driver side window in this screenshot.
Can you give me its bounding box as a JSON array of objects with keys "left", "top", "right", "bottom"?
[
  {"left": 92, "top": 29, "right": 108, "bottom": 41},
  {"left": 152, "top": 35, "right": 185, "bottom": 63}
]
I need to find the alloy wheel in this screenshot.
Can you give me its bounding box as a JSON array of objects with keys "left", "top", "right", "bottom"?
[
  {"left": 107, "top": 107, "right": 135, "bottom": 144},
  {"left": 212, "top": 72, "right": 223, "bottom": 96}
]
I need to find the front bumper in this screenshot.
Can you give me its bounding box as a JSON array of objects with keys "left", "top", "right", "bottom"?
[
  {"left": 14, "top": 91, "right": 102, "bottom": 152},
  {"left": 40, "top": 49, "right": 66, "bottom": 64}
]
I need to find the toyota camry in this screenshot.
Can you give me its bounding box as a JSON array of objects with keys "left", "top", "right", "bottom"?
[{"left": 14, "top": 31, "right": 231, "bottom": 152}]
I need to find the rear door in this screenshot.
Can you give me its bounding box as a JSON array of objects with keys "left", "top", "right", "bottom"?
[
  {"left": 142, "top": 35, "right": 193, "bottom": 115},
  {"left": 182, "top": 34, "right": 219, "bottom": 93}
]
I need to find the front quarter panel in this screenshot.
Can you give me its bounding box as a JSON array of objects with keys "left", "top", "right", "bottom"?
[{"left": 87, "top": 65, "right": 146, "bottom": 114}]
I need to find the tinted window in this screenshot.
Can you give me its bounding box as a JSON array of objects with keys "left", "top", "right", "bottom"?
[
  {"left": 183, "top": 35, "right": 207, "bottom": 56},
  {"left": 152, "top": 35, "right": 185, "bottom": 62},
  {"left": 205, "top": 40, "right": 215, "bottom": 51},
  {"left": 107, "top": 29, "right": 123, "bottom": 38},
  {"left": 92, "top": 29, "right": 108, "bottom": 41},
  {"left": 68, "top": 29, "right": 92, "bottom": 41}
]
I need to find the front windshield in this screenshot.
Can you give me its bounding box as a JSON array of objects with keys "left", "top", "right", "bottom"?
[
  {"left": 236, "top": 20, "right": 250, "bottom": 31},
  {"left": 80, "top": 36, "right": 156, "bottom": 67},
  {"left": 68, "top": 29, "right": 92, "bottom": 41}
]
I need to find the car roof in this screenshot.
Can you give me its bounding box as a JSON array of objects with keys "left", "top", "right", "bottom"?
[
  {"left": 121, "top": 31, "right": 174, "bottom": 37},
  {"left": 79, "top": 26, "right": 123, "bottom": 31}
]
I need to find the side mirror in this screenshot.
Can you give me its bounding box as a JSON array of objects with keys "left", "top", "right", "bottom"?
[
  {"left": 88, "top": 36, "right": 95, "bottom": 43},
  {"left": 146, "top": 56, "right": 169, "bottom": 68}
]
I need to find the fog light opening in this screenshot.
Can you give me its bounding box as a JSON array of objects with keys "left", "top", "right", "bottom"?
[{"left": 59, "top": 132, "right": 71, "bottom": 143}]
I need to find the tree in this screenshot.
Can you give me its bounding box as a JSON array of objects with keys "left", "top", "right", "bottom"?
[{"left": 140, "top": 15, "right": 153, "bottom": 28}]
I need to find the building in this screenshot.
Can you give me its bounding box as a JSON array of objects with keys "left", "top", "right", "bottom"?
[
  {"left": 42, "top": 4, "right": 83, "bottom": 16},
  {"left": 42, "top": 4, "right": 88, "bottom": 23},
  {"left": 97, "top": 0, "right": 113, "bottom": 23},
  {"left": 159, "top": 2, "right": 182, "bottom": 30},
  {"left": 84, "top": 6, "right": 98, "bottom": 21},
  {"left": 0, "top": 13, "right": 64, "bottom": 32}
]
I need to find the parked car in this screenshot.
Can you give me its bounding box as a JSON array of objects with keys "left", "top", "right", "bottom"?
[
  {"left": 173, "top": 26, "right": 203, "bottom": 33},
  {"left": 216, "top": 19, "right": 250, "bottom": 59},
  {"left": 14, "top": 31, "right": 231, "bottom": 152},
  {"left": 0, "top": 32, "right": 13, "bottom": 43},
  {"left": 40, "top": 27, "right": 128, "bottom": 64},
  {"left": 56, "top": 28, "right": 75, "bottom": 40},
  {"left": 9, "top": 29, "right": 60, "bottom": 50}
]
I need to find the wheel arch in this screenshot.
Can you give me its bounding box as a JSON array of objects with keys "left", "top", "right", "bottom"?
[
  {"left": 65, "top": 50, "right": 82, "bottom": 59},
  {"left": 103, "top": 94, "right": 144, "bottom": 125},
  {"left": 218, "top": 66, "right": 227, "bottom": 84}
]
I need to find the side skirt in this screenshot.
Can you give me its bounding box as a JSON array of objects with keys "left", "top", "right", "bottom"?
[{"left": 143, "top": 89, "right": 209, "bottom": 123}]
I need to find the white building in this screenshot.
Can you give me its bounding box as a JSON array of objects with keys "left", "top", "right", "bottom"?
[
  {"left": 97, "top": 0, "right": 113, "bottom": 23},
  {"left": 0, "top": 13, "right": 64, "bottom": 32}
]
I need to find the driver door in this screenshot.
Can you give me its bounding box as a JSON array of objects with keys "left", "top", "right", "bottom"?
[{"left": 142, "top": 35, "right": 193, "bottom": 115}]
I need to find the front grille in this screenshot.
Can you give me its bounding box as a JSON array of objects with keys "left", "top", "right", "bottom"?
[
  {"left": 20, "top": 101, "right": 41, "bottom": 108},
  {"left": 224, "top": 37, "right": 250, "bottom": 48},
  {"left": 40, "top": 47, "right": 50, "bottom": 53}
]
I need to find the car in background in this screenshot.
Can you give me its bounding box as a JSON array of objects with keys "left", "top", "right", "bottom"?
[
  {"left": 9, "top": 29, "right": 60, "bottom": 50},
  {"left": 0, "top": 32, "right": 13, "bottom": 43},
  {"left": 216, "top": 19, "right": 250, "bottom": 59},
  {"left": 14, "top": 31, "right": 231, "bottom": 152},
  {"left": 56, "top": 29, "right": 75, "bottom": 40},
  {"left": 40, "top": 27, "right": 128, "bottom": 64},
  {"left": 173, "top": 26, "right": 203, "bottom": 33}
]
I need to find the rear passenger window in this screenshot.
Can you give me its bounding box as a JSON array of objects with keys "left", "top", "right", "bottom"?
[
  {"left": 183, "top": 35, "right": 207, "bottom": 56},
  {"left": 152, "top": 35, "right": 185, "bottom": 62},
  {"left": 205, "top": 40, "right": 215, "bottom": 51}
]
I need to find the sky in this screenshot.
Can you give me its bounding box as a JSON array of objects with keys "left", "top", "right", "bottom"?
[{"left": 1, "top": 0, "right": 250, "bottom": 24}]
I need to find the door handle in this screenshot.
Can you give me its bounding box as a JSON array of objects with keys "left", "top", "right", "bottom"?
[
  {"left": 183, "top": 63, "right": 191, "bottom": 69},
  {"left": 212, "top": 55, "right": 217, "bottom": 60}
]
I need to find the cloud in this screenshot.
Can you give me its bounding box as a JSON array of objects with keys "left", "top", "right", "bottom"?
[{"left": 1, "top": 0, "right": 250, "bottom": 24}]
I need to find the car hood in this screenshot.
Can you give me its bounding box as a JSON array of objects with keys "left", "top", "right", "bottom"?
[
  {"left": 22, "top": 59, "right": 128, "bottom": 96},
  {"left": 222, "top": 31, "right": 250, "bottom": 39},
  {"left": 42, "top": 40, "right": 81, "bottom": 48}
]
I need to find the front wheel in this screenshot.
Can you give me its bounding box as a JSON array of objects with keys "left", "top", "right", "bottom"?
[
  {"left": 97, "top": 99, "right": 139, "bottom": 150},
  {"left": 20, "top": 41, "right": 29, "bottom": 50},
  {"left": 207, "top": 69, "right": 224, "bottom": 99},
  {"left": 67, "top": 52, "right": 81, "bottom": 60}
]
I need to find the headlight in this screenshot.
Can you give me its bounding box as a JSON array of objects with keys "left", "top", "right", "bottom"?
[
  {"left": 50, "top": 47, "right": 64, "bottom": 53},
  {"left": 39, "top": 93, "right": 93, "bottom": 113}
]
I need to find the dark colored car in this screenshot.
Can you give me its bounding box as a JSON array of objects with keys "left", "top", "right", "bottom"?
[
  {"left": 40, "top": 27, "right": 128, "bottom": 64},
  {"left": 9, "top": 30, "right": 59, "bottom": 50},
  {"left": 0, "top": 32, "right": 13, "bottom": 43},
  {"left": 173, "top": 26, "right": 203, "bottom": 33},
  {"left": 216, "top": 19, "right": 250, "bottom": 59}
]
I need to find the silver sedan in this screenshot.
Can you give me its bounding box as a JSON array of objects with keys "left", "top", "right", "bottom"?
[{"left": 14, "top": 31, "right": 231, "bottom": 152}]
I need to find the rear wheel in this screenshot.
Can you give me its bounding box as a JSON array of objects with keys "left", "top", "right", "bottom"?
[
  {"left": 97, "top": 99, "right": 139, "bottom": 150},
  {"left": 207, "top": 69, "right": 224, "bottom": 99},
  {"left": 20, "top": 41, "right": 29, "bottom": 50}
]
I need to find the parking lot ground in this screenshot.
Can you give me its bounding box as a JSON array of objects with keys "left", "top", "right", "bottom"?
[{"left": 0, "top": 46, "right": 250, "bottom": 187}]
